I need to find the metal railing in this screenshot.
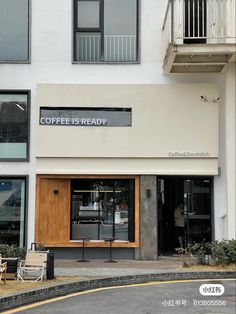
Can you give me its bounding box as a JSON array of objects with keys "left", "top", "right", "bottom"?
[
  {"left": 162, "top": 0, "right": 236, "bottom": 45},
  {"left": 104, "top": 35, "right": 136, "bottom": 62},
  {"left": 75, "top": 34, "right": 137, "bottom": 62}
]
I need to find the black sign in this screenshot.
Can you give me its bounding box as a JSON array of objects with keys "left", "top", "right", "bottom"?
[{"left": 40, "top": 107, "right": 132, "bottom": 127}]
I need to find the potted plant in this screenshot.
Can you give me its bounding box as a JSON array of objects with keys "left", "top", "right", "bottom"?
[{"left": 0, "top": 244, "right": 26, "bottom": 279}]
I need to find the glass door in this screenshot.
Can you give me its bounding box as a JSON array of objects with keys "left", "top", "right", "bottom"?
[
  {"left": 184, "top": 179, "right": 212, "bottom": 244},
  {"left": 158, "top": 177, "right": 212, "bottom": 255}
]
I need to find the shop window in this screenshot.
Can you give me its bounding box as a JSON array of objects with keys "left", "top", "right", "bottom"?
[
  {"left": 0, "top": 0, "right": 30, "bottom": 62},
  {"left": 73, "top": 0, "right": 139, "bottom": 62},
  {"left": 0, "top": 91, "right": 30, "bottom": 160},
  {"left": 0, "top": 177, "right": 26, "bottom": 246},
  {"left": 71, "top": 179, "right": 135, "bottom": 241}
]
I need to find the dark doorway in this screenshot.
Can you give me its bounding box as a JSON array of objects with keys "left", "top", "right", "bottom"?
[
  {"left": 157, "top": 177, "right": 212, "bottom": 255},
  {"left": 184, "top": 0, "right": 207, "bottom": 44}
]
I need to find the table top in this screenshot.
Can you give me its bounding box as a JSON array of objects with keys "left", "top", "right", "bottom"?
[
  {"left": 103, "top": 237, "right": 118, "bottom": 241},
  {"left": 76, "top": 237, "right": 91, "bottom": 241}
]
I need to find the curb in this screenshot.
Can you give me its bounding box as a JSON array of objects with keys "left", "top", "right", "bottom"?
[{"left": 1, "top": 271, "right": 236, "bottom": 312}]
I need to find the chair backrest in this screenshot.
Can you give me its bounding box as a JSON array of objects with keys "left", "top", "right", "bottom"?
[{"left": 25, "top": 251, "right": 48, "bottom": 267}]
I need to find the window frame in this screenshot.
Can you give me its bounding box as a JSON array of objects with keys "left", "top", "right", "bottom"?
[
  {"left": 73, "top": 0, "right": 140, "bottom": 64},
  {"left": 0, "top": 90, "right": 31, "bottom": 162},
  {"left": 0, "top": 0, "right": 31, "bottom": 63},
  {"left": 0, "top": 175, "right": 28, "bottom": 247}
]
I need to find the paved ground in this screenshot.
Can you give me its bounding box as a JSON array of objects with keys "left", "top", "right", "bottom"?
[
  {"left": 7, "top": 279, "right": 236, "bottom": 314},
  {"left": 0, "top": 257, "right": 235, "bottom": 297},
  {"left": 54, "top": 256, "right": 184, "bottom": 277},
  {"left": 0, "top": 257, "right": 235, "bottom": 312},
  {"left": 54, "top": 256, "right": 236, "bottom": 277}
]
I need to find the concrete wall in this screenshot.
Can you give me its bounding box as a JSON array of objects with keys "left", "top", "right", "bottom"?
[
  {"left": 135, "top": 176, "right": 157, "bottom": 260},
  {"left": 36, "top": 84, "right": 219, "bottom": 176},
  {"left": 36, "top": 84, "right": 219, "bottom": 159}
]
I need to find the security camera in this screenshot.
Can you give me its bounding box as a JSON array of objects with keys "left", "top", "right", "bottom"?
[
  {"left": 212, "top": 97, "right": 221, "bottom": 103},
  {"left": 200, "top": 96, "right": 208, "bottom": 102}
]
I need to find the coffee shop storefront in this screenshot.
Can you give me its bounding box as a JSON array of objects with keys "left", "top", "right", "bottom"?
[{"left": 35, "top": 83, "right": 219, "bottom": 259}]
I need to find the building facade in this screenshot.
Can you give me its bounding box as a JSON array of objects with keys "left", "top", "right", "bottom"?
[{"left": 0, "top": 0, "right": 235, "bottom": 260}]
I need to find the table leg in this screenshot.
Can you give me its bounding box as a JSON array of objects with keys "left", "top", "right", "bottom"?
[
  {"left": 77, "top": 240, "right": 90, "bottom": 262},
  {"left": 104, "top": 240, "right": 117, "bottom": 263}
]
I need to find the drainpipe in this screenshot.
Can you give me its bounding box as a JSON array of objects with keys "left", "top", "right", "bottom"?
[{"left": 171, "top": 0, "right": 174, "bottom": 44}]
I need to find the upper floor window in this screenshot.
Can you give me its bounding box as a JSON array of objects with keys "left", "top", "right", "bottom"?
[
  {"left": 0, "top": 91, "right": 30, "bottom": 160},
  {"left": 73, "top": 0, "right": 139, "bottom": 63},
  {"left": 0, "top": 0, "right": 29, "bottom": 62}
]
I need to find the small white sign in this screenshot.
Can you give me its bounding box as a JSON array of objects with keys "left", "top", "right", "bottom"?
[{"left": 199, "top": 284, "right": 225, "bottom": 296}]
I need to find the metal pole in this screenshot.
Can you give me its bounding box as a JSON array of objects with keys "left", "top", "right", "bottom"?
[{"left": 171, "top": 0, "right": 174, "bottom": 44}]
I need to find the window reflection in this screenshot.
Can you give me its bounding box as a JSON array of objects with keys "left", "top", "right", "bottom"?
[
  {"left": 0, "top": 93, "right": 29, "bottom": 159},
  {"left": 0, "top": 178, "right": 26, "bottom": 246},
  {"left": 71, "top": 179, "right": 134, "bottom": 241},
  {"left": 74, "top": 0, "right": 138, "bottom": 62},
  {"left": 184, "top": 179, "right": 211, "bottom": 243},
  {"left": 0, "top": 0, "right": 29, "bottom": 61}
]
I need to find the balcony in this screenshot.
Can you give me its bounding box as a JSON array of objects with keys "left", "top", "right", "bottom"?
[{"left": 162, "top": 0, "right": 236, "bottom": 73}]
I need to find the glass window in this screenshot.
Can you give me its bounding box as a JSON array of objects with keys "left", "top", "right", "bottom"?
[
  {"left": 0, "top": 178, "right": 26, "bottom": 246},
  {"left": 40, "top": 107, "right": 132, "bottom": 127},
  {"left": 0, "top": 91, "right": 30, "bottom": 160},
  {"left": 71, "top": 179, "right": 135, "bottom": 241},
  {"left": 77, "top": 1, "right": 100, "bottom": 28},
  {"left": 74, "top": 0, "right": 138, "bottom": 62},
  {"left": 75, "top": 32, "right": 101, "bottom": 62},
  {"left": 0, "top": 0, "right": 29, "bottom": 61}
]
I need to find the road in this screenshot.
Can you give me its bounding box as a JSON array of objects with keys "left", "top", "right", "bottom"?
[{"left": 7, "top": 279, "right": 236, "bottom": 314}]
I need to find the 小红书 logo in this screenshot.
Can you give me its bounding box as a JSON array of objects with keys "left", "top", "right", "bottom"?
[{"left": 199, "top": 284, "right": 225, "bottom": 296}]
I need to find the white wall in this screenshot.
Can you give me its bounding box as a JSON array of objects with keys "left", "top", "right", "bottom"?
[
  {"left": 224, "top": 63, "right": 236, "bottom": 239},
  {"left": 0, "top": 0, "right": 230, "bottom": 245}
]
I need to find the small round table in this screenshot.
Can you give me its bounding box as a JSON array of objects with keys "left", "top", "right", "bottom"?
[
  {"left": 77, "top": 237, "right": 91, "bottom": 262},
  {"left": 103, "top": 237, "right": 118, "bottom": 263}
]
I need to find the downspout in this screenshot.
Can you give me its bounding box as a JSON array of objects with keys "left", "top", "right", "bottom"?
[{"left": 171, "top": 0, "right": 174, "bottom": 44}]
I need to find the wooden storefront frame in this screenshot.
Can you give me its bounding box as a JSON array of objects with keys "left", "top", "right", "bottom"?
[{"left": 35, "top": 175, "right": 140, "bottom": 248}]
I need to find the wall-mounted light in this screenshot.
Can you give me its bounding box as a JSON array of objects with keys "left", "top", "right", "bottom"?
[{"left": 146, "top": 189, "right": 151, "bottom": 198}]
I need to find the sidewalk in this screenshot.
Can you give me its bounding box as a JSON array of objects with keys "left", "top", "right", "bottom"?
[
  {"left": 54, "top": 256, "right": 185, "bottom": 277},
  {"left": 1, "top": 257, "right": 235, "bottom": 312}
]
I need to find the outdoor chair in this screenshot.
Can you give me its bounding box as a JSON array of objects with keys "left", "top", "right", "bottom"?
[
  {"left": 17, "top": 250, "right": 48, "bottom": 282},
  {"left": 0, "top": 254, "right": 7, "bottom": 284}
]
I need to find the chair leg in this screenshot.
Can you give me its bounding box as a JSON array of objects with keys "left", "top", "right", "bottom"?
[
  {"left": 16, "top": 267, "right": 46, "bottom": 282},
  {"left": 0, "top": 271, "right": 6, "bottom": 284},
  {"left": 4, "top": 268, "right": 6, "bottom": 284}
]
